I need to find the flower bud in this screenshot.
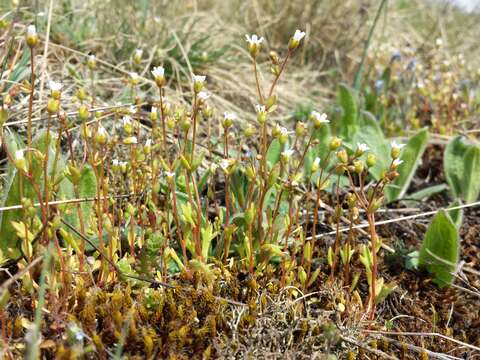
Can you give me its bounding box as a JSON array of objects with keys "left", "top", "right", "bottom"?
[
  {"left": 123, "top": 116, "right": 134, "bottom": 134},
  {"left": 336, "top": 149, "right": 348, "bottom": 163},
  {"left": 353, "top": 160, "right": 364, "bottom": 174},
  {"left": 366, "top": 153, "right": 377, "bottom": 167},
  {"left": 192, "top": 74, "right": 206, "bottom": 93},
  {"left": 151, "top": 66, "right": 165, "bottom": 87},
  {"left": 245, "top": 203, "right": 255, "bottom": 225},
  {"left": 245, "top": 34, "right": 264, "bottom": 59},
  {"left": 166, "top": 116, "right": 176, "bottom": 130},
  {"left": 150, "top": 107, "right": 158, "bottom": 121},
  {"left": 95, "top": 126, "right": 108, "bottom": 145},
  {"left": 0, "top": 105, "right": 7, "bottom": 127},
  {"left": 288, "top": 29, "right": 306, "bottom": 51},
  {"left": 295, "top": 121, "right": 306, "bottom": 137},
  {"left": 87, "top": 54, "right": 96, "bottom": 70},
  {"left": 244, "top": 125, "right": 256, "bottom": 138},
  {"left": 255, "top": 104, "right": 267, "bottom": 124},
  {"left": 329, "top": 136, "right": 342, "bottom": 151},
  {"left": 47, "top": 98, "right": 60, "bottom": 115},
  {"left": 25, "top": 25, "right": 38, "bottom": 48},
  {"left": 129, "top": 72, "right": 140, "bottom": 86},
  {"left": 123, "top": 136, "right": 138, "bottom": 145},
  {"left": 390, "top": 141, "right": 405, "bottom": 159},
  {"left": 76, "top": 88, "right": 87, "bottom": 101},
  {"left": 311, "top": 157, "right": 321, "bottom": 173},
  {"left": 223, "top": 112, "right": 236, "bottom": 128},
  {"left": 14, "top": 150, "right": 27, "bottom": 172},
  {"left": 78, "top": 105, "right": 89, "bottom": 121},
  {"left": 269, "top": 51, "right": 280, "bottom": 65},
  {"left": 133, "top": 48, "right": 143, "bottom": 65}
]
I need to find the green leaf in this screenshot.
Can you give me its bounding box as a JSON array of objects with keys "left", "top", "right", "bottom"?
[
  {"left": 337, "top": 84, "right": 358, "bottom": 141},
  {"left": 386, "top": 128, "right": 429, "bottom": 202},
  {"left": 419, "top": 210, "right": 459, "bottom": 287},
  {"left": 266, "top": 139, "right": 282, "bottom": 169},
  {"left": 463, "top": 146, "right": 480, "bottom": 203},
  {"left": 444, "top": 136, "right": 468, "bottom": 199},
  {"left": 353, "top": 111, "right": 389, "bottom": 180},
  {"left": 447, "top": 200, "right": 463, "bottom": 230},
  {"left": 406, "top": 184, "right": 448, "bottom": 202},
  {"left": 65, "top": 165, "right": 97, "bottom": 231}
]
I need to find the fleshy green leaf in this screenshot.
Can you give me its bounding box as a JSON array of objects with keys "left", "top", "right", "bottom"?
[
  {"left": 266, "top": 139, "right": 282, "bottom": 169},
  {"left": 419, "top": 210, "right": 459, "bottom": 287},
  {"left": 386, "top": 128, "right": 428, "bottom": 202},
  {"left": 463, "top": 146, "right": 480, "bottom": 203},
  {"left": 353, "top": 111, "right": 389, "bottom": 180},
  {"left": 444, "top": 136, "right": 468, "bottom": 199},
  {"left": 337, "top": 84, "right": 358, "bottom": 141},
  {"left": 447, "top": 200, "right": 463, "bottom": 230}
]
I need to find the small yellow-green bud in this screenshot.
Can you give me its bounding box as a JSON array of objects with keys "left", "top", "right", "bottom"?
[
  {"left": 78, "top": 105, "right": 89, "bottom": 121},
  {"left": 87, "top": 54, "right": 96, "bottom": 70},
  {"left": 336, "top": 149, "right": 348, "bottom": 163},
  {"left": 295, "top": 121, "right": 306, "bottom": 137},
  {"left": 133, "top": 48, "right": 143, "bottom": 65},
  {"left": 47, "top": 98, "right": 60, "bottom": 115},
  {"left": 366, "top": 153, "right": 377, "bottom": 167},
  {"left": 329, "top": 136, "right": 342, "bottom": 151},
  {"left": 353, "top": 160, "right": 364, "bottom": 174}
]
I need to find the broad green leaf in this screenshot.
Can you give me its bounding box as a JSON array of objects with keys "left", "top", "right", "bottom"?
[
  {"left": 419, "top": 210, "right": 459, "bottom": 287},
  {"left": 353, "top": 111, "right": 389, "bottom": 180},
  {"left": 0, "top": 130, "right": 59, "bottom": 256},
  {"left": 407, "top": 184, "right": 448, "bottom": 202},
  {"left": 444, "top": 136, "right": 468, "bottom": 198},
  {"left": 337, "top": 84, "right": 358, "bottom": 141},
  {"left": 65, "top": 165, "right": 97, "bottom": 232},
  {"left": 386, "top": 128, "right": 428, "bottom": 202},
  {"left": 266, "top": 139, "right": 282, "bottom": 168},
  {"left": 463, "top": 146, "right": 480, "bottom": 203}
]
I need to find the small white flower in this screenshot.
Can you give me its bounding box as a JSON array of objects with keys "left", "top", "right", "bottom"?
[
  {"left": 165, "top": 171, "right": 175, "bottom": 179},
  {"left": 198, "top": 91, "right": 210, "bottom": 101},
  {"left": 120, "top": 161, "right": 128, "bottom": 167},
  {"left": 88, "top": 54, "right": 96, "bottom": 62},
  {"left": 357, "top": 143, "right": 369, "bottom": 152},
  {"left": 313, "top": 157, "right": 321, "bottom": 167},
  {"left": 130, "top": 72, "right": 140, "bottom": 81},
  {"left": 134, "top": 48, "right": 143, "bottom": 58},
  {"left": 311, "top": 111, "right": 329, "bottom": 123},
  {"left": 98, "top": 126, "right": 107, "bottom": 136},
  {"left": 27, "top": 25, "right": 36, "bottom": 37},
  {"left": 393, "top": 158, "right": 404, "bottom": 167},
  {"left": 255, "top": 104, "right": 266, "bottom": 113},
  {"left": 220, "top": 159, "right": 230, "bottom": 171},
  {"left": 224, "top": 112, "right": 237, "bottom": 121},
  {"left": 145, "top": 139, "right": 152, "bottom": 147},
  {"left": 281, "top": 149, "right": 294, "bottom": 160},
  {"left": 129, "top": 105, "right": 137, "bottom": 114},
  {"left": 112, "top": 159, "right": 120, "bottom": 166},
  {"left": 123, "top": 116, "right": 132, "bottom": 126},
  {"left": 151, "top": 66, "right": 165, "bottom": 78},
  {"left": 245, "top": 34, "right": 264, "bottom": 45},
  {"left": 192, "top": 74, "right": 206, "bottom": 84},
  {"left": 48, "top": 80, "right": 63, "bottom": 92},
  {"left": 15, "top": 150, "right": 24, "bottom": 160},
  {"left": 123, "top": 136, "right": 138, "bottom": 145},
  {"left": 391, "top": 141, "right": 406, "bottom": 150},
  {"left": 293, "top": 29, "right": 306, "bottom": 42},
  {"left": 280, "top": 127, "right": 288, "bottom": 136},
  {"left": 151, "top": 106, "right": 157, "bottom": 114}
]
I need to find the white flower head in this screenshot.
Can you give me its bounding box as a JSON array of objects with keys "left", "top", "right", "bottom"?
[
  {"left": 123, "top": 115, "right": 132, "bottom": 126},
  {"left": 280, "top": 127, "right": 288, "bottom": 136},
  {"left": 198, "top": 91, "right": 210, "bottom": 101},
  {"left": 151, "top": 106, "right": 157, "bottom": 114},
  {"left": 97, "top": 126, "right": 107, "bottom": 136},
  {"left": 27, "top": 25, "right": 37, "bottom": 37},
  {"left": 245, "top": 34, "right": 264, "bottom": 45},
  {"left": 293, "top": 29, "right": 306, "bottom": 42},
  {"left": 392, "top": 158, "right": 404, "bottom": 167},
  {"left": 151, "top": 66, "right": 165, "bottom": 78},
  {"left": 134, "top": 48, "right": 143, "bottom": 58},
  {"left": 224, "top": 112, "right": 237, "bottom": 121},
  {"left": 15, "top": 149, "right": 24, "bottom": 160},
  {"left": 311, "top": 111, "right": 329, "bottom": 124},
  {"left": 313, "top": 157, "right": 321, "bottom": 167},
  {"left": 357, "top": 143, "right": 369, "bottom": 152},
  {"left": 48, "top": 80, "right": 62, "bottom": 92},
  {"left": 129, "top": 105, "right": 137, "bottom": 114},
  {"left": 255, "top": 104, "right": 266, "bottom": 113},
  {"left": 88, "top": 54, "right": 96, "bottom": 62},
  {"left": 391, "top": 141, "right": 406, "bottom": 150},
  {"left": 192, "top": 74, "right": 206, "bottom": 84},
  {"left": 281, "top": 149, "right": 294, "bottom": 159},
  {"left": 112, "top": 159, "right": 120, "bottom": 166},
  {"left": 130, "top": 72, "right": 139, "bottom": 81},
  {"left": 145, "top": 139, "right": 152, "bottom": 147},
  {"left": 165, "top": 171, "right": 175, "bottom": 179},
  {"left": 220, "top": 159, "right": 232, "bottom": 172}
]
